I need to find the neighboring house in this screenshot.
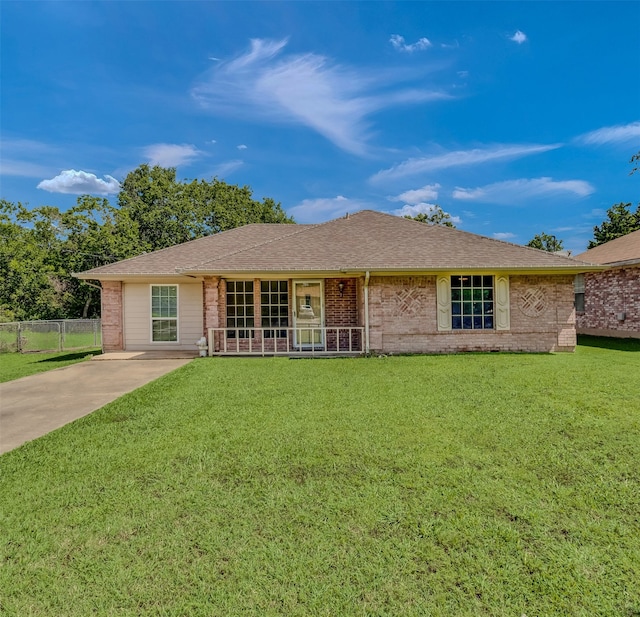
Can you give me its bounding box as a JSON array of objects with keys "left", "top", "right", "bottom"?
[
  {"left": 574, "top": 229, "right": 640, "bottom": 339},
  {"left": 75, "top": 210, "right": 598, "bottom": 355}
]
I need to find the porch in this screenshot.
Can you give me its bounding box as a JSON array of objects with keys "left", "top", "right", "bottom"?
[{"left": 208, "top": 327, "right": 364, "bottom": 356}]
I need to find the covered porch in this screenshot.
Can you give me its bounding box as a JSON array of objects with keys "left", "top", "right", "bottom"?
[{"left": 204, "top": 276, "right": 366, "bottom": 356}]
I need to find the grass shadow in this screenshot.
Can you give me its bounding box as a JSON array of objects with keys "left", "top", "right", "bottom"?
[
  {"left": 35, "top": 349, "right": 102, "bottom": 363},
  {"left": 578, "top": 335, "right": 640, "bottom": 352}
]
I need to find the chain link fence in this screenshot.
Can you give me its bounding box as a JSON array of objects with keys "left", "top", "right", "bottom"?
[{"left": 0, "top": 320, "right": 101, "bottom": 353}]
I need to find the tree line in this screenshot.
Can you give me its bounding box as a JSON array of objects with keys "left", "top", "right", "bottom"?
[{"left": 0, "top": 165, "right": 292, "bottom": 322}]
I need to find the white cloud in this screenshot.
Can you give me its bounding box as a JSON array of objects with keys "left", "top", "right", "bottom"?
[
  {"left": 393, "top": 202, "right": 461, "bottom": 224},
  {"left": 390, "top": 34, "right": 433, "bottom": 53},
  {"left": 288, "top": 195, "right": 372, "bottom": 223},
  {"left": 510, "top": 30, "right": 527, "bottom": 44},
  {"left": 143, "top": 143, "right": 203, "bottom": 167},
  {"left": 371, "top": 143, "right": 561, "bottom": 183},
  {"left": 237, "top": 144, "right": 247, "bottom": 150},
  {"left": 493, "top": 232, "right": 516, "bottom": 240},
  {"left": 577, "top": 121, "right": 640, "bottom": 145},
  {"left": 211, "top": 159, "right": 244, "bottom": 178},
  {"left": 452, "top": 177, "right": 595, "bottom": 204},
  {"left": 192, "top": 38, "right": 449, "bottom": 156},
  {"left": 389, "top": 183, "right": 440, "bottom": 204},
  {"left": 37, "top": 169, "right": 120, "bottom": 195}
]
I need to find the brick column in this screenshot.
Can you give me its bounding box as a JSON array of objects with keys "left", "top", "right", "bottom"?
[
  {"left": 203, "top": 276, "right": 222, "bottom": 332},
  {"left": 101, "top": 281, "right": 124, "bottom": 351}
]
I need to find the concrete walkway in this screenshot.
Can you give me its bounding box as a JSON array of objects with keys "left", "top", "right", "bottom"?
[{"left": 0, "top": 357, "right": 193, "bottom": 455}]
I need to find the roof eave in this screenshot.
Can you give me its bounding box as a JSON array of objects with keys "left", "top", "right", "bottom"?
[{"left": 181, "top": 264, "right": 606, "bottom": 278}]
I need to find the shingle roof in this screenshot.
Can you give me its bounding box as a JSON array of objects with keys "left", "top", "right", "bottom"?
[
  {"left": 75, "top": 210, "right": 595, "bottom": 279},
  {"left": 574, "top": 229, "right": 640, "bottom": 265}
]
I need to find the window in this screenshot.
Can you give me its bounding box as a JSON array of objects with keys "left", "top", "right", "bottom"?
[
  {"left": 451, "top": 275, "right": 494, "bottom": 329},
  {"left": 574, "top": 274, "right": 585, "bottom": 312},
  {"left": 226, "top": 281, "right": 254, "bottom": 338},
  {"left": 437, "top": 274, "right": 509, "bottom": 331},
  {"left": 151, "top": 285, "right": 178, "bottom": 342},
  {"left": 261, "top": 280, "right": 289, "bottom": 337}
]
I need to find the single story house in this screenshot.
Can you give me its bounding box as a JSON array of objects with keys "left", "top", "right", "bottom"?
[
  {"left": 574, "top": 229, "right": 640, "bottom": 339},
  {"left": 75, "top": 210, "right": 599, "bottom": 355}
]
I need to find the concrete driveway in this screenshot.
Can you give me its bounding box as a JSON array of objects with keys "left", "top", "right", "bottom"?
[{"left": 0, "top": 358, "right": 192, "bottom": 455}]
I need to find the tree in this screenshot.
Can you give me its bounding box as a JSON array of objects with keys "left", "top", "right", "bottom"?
[
  {"left": 526, "top": 232, "right": 564, "bottom": 252},
  {"left": 404, "top": 205, "right": 456, "bottom": 227},
  {"left": 588, "top": 202, "right": 640, "bottom": 248},
  {"left": 117, "top": 164, "right": 294, "bottom": 252},
  {"left": 0, "top": 201, "right": 65, "bottom": 321}
]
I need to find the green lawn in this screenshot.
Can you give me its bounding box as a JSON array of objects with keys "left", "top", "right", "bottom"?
[
  {"left": 0, "top": 349, "right": 102, "bottom": 383},
  {"left": 1, "top": 339, "right": 639, "bottom": 616}
]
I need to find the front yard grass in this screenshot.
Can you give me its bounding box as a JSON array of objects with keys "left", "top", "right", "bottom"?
[
  {"left": 0, "top": 349, "right": 102, "bottom": 383},
  {"left": 1, "top": 339, "right": 639, "bottom": 616}
]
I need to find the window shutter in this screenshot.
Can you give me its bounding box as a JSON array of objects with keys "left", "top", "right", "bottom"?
[
  {"left": 436, "top": 276, "right": 451, "bottom": 331},
  {"left": 495, "top": 276, "right": 510, "bottom": 330}
]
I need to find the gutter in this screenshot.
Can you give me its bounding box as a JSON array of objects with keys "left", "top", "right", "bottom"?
[{"left": 364, "top": 271, "right": 370, "bottom": 354}]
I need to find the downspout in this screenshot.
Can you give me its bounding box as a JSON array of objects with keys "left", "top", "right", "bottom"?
[{"left": 364, "top": 271, "right": 370, "bottom": 353}]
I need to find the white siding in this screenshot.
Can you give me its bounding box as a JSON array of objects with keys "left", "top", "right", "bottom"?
[{"left": 123, "top": 282, "right": 203, "bottom": 350}]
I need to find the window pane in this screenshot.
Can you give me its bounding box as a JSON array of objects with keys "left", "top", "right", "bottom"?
[
  {"left": 449, "top": 276, "right": 495, "bottom": 330},
  {"left": 451, "top": 276, "right": 462, "bottom": 287},
  {"left": 152, "top": 319, "right": 177, "bottom": 342}
]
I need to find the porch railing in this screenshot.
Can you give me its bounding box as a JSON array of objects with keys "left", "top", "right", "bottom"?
[{"left": 207, "top": 327, "right": 364, "bottom": 356}]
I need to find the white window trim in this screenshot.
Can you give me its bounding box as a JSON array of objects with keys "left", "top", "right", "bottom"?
[
  {"left": 150, "top": 284, "right": 180, "bottom": 344},
  {"left": 436, "top": 274, "right": 510, "bottom": 332}
]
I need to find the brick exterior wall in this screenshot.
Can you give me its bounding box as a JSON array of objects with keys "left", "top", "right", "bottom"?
[
  {"left": 101, "top": 281, "right": 123, "bottom": 351},
  {"left": 368, "top": 274, "right": 576, "bottom": 353},
  {"left": 324, "top": 278, "right": 359, "bottom": 327},
  {"left": 576, "top": 265, "right": 640, "bottom": 338}
]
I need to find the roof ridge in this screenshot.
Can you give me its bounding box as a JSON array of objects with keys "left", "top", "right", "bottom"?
[
  {"left": 181, "top": 222, "right": 320, "bottom": 271},
  {"left": 354, "top": 209, "right": 590, "bottom": 265}
]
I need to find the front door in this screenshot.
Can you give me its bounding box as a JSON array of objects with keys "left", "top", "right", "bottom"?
[{"left": 293, "top": 281, "right": 324, "bottom": 349}]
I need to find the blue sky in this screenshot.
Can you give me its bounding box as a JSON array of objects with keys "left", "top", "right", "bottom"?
[{"left": 2, "top": 1, "right": 639, "bottom": 253}]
